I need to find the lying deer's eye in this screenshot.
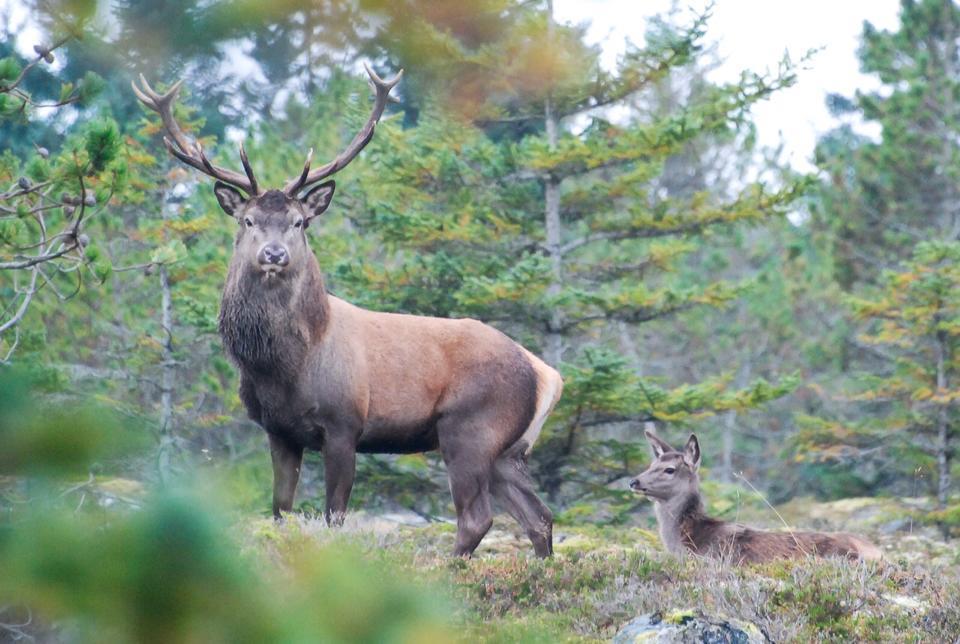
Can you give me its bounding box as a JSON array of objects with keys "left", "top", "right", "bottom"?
[
  {"left": 244, "top": 217, "right": 254, "bottom": 228},
  {"left": 664, "top": 468, "right": 676, "bottom": 475},
  {"left": 293, "top": 219, "right": 303, "bottom": 229}
]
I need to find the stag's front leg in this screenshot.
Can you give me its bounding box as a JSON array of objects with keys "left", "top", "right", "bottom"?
[
  {"left": 322, "top": 435, "right": 357, "bottom": 526},
  {"left": 269, "top": 434, "right": 303, "bottom": 519}
]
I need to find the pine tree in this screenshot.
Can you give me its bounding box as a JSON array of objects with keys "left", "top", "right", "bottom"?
[
  {"left": 799, "top": 243, "right": 959, "bottom": 536},
  {"left": 321, "top": 6, "right": 804, "bottom": 513},
  {"left": 815, "top": 0, "right": 960, "bottom": 289},
  {"left": 0, "top": 9, "right": 124, "bottom": 363},
  {"left": 802, "top": 0, "right": 960, "bottom": 520}
]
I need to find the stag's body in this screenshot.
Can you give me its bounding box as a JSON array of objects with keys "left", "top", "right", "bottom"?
[
  {"left": 225, "top": 291, "right": 551, "bottom": 458},
  {"left": 631, "top": 432, "right": 882, "bottom": 564},
  {"left": 219, "top": 236, "right": 562, "bottom": 559},
  {"left": 134, "top": 69, "right": 561, "bottom": 558}
]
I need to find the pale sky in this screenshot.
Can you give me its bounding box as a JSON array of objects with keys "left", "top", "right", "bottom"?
[{"left": 554, "top": 0, "right": 902, "bottom": 172}]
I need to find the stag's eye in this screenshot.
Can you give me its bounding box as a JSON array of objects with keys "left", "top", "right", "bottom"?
[
  {"left": 664, "top": 467, "right": 676, "bottom": 475},
  {"left": 293, "top": 218, "right": 303, "bottom": 229},
  {"left": 244, "top": 217, "right": 254, "bottom": 229}
]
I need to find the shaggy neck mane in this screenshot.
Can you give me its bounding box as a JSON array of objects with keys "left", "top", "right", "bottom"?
[{"left": 218, "top": 254, "right": 329, "bottom": 379}]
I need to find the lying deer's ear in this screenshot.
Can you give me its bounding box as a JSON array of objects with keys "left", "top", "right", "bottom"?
[
  {"left": 214, "top": 182, "right": 246, "bottom": 217},
  {"left": 645, "top": 429, "right": 673, "bottom": 458},
  {"left": 301, "top": 180, "right": 336, "bottom": 223},
  {"left": 684, "top": 434, "right": 701, "bottom": 470}
]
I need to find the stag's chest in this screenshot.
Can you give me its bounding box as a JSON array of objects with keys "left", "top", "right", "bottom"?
[
  {"left": 239, "top": 373, "right": 321, "bottom": 447},
  {"left": 239, "top": 356, "right": 364, "bottom": 451}
]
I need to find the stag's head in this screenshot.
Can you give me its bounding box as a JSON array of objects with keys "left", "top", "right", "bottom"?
[
  {"left": 132, "top": 64, "right": 401, "bottom": 281},
  {"left": 629, "top": 431, "right": 701, "bottom": 501},
  {"left": 212, "top": 183, "right": 335, "bottom": 278}
]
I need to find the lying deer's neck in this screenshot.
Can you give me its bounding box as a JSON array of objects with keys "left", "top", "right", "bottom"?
[
  {"left": 654, "top": 488, "right": 708, "bottom": 555},
  {"left": 219, "top": 257, "right": 329, "bottom": 377}
]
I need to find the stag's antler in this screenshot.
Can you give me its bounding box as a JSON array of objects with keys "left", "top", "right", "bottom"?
[
  {"left": 131, "top": 74, "right": 259, "bottom": 196},
  {"left": 283, "top": 63, "right": 402, "bottom": 197}
]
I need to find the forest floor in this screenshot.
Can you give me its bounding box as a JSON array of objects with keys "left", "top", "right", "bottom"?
[
  {"left": 7, "top": 475, "right": 960, "bottom": 642},
  {"left": 239, "top": 496, "right": 960, "bottom": 642}
]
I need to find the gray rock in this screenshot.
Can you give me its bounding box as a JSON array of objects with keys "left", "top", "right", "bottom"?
[{"left": 613, "top": 610, "right": 768, "bottom": 644}]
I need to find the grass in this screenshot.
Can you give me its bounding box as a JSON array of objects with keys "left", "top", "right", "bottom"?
[
  {"left": 4, "top": 466, "right": 958, "bottom": 642},
  {"left": 238, "top": 511, "right": 960, "bottom": 642}
]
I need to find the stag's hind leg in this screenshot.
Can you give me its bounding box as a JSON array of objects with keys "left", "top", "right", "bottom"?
[
  {"left": 447, "top": 464, "right": 495, "bottom": 557},
  {"left": 491, "top": 441, "right": 553, "bottom": 557},
  {"left": 438, "top": 420, "right": 497, "bottom": 557}
]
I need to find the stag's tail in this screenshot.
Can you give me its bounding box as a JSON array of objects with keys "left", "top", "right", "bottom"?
[{"left": 517, "top": 347, "right": 563, "bottom": 455}]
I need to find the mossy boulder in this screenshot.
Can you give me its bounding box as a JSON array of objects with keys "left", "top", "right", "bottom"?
[{"left": 613, "top": 609, "right": 768, "bottom": 643}]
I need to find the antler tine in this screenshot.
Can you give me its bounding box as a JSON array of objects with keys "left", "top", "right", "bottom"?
[
  {"left": 283, "top": 64, "right": 403, "bottom": 196},
  {"left": 285, "top": 148, "right": 315, "bottom": 197},
  {"left": 196, "top": 142, "right": 219, "bottom": 176},
  {"left": 133, "top": 75, "right": 193, "bottom": 156},
  {"left": 133, "top": 75, "right": 259, "bottom": 196},
  {"left": 363, "top": 61, "right": 404, "bottom": 91},
  {"left": 238, "top": 142, "right": 258, "bottom": 196}
]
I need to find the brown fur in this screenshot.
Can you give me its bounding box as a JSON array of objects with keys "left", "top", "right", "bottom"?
[
  {"left": 215, "top": 185, "right": 562, "bottom": 557},
  {"left": 630, "top": 432, "right": 882, "bottom": 564}
]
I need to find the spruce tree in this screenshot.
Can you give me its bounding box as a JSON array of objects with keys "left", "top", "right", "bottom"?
[
  {"left": 816, "top": 0, "right": 960, "bottom": 289},
  {"left": 324, "top": 6, "right": 804, "bottom": 512}
]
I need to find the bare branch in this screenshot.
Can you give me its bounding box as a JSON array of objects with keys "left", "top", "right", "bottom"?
[
  {"left": 0, "top": 268, "right": 39, "bottom": 334},
  {"left": 0, "top": 242, "right": 79, "bottom": 270}
]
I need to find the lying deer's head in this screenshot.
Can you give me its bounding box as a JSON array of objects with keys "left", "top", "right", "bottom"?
[
  {"left": 132, "top": 64, "right": 402, "bottom": 280},
  {"left": 629, "top": 431, "right": 701, "bottom": 501}
]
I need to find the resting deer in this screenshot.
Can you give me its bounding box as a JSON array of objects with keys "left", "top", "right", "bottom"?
[
  {"left": 132, "top": 66, "right": 562, "bottom": 557},
  {"left": 629, "top": 431, "right": 882, "bottom": 563}
]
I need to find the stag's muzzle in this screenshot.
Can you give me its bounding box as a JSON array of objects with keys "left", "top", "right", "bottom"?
[{"left": 258, "top": 243, "right": 289, "bottom": 271}]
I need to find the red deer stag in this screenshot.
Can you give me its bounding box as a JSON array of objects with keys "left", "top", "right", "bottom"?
[
  {"left": 630, "top": 431, "right": 882, "bottom": 563},
  {"left": 132, "top": 66, "right": 562, "bottom": 557}
]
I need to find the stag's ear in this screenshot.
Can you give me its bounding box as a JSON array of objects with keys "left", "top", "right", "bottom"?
[
  {"left": 683, "top": 434, "right": 701, "bottom": 471},
  {"left": 214, "top": 182, "right": 246, "bottom": 217},
  {"left": 301, "top": 180, "right": 336, "bottom": 223},
  {"left": 645, "top": 430, "right": 673, "bottom": 458}
]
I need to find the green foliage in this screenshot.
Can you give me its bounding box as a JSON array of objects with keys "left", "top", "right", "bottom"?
[
  {"left": 0, "top": 374, "right": 455, "bottom": 643},
  {"left": 0, "top": 56, "right": 20, "bottom": 83},
  {"left": 798, "top": 242, "right": 959, "bottom": 508},
  {"left": 0, "top": 367, "right": 148, "bottom": 475},
  {"left": 2, "top": 494, "right": 457, "bottom": 643},
  {"left": 76, "top": 70, "right": 106, "bottom": 105},
  {"left": 815, "top": 0, "right": 960, "bottom": 288},
  {"left": 84, "top": 117, "right": 121, "bottom": 172}
]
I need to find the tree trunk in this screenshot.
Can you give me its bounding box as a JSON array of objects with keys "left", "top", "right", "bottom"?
[
  {"left": 543, "top": 0, "right": 563, "bottom": 367},
  {"left": 157, "top": 263, "right": 175, "bottom": 482},
  {"left": 935, "top": 329, "right": 952, "bottom": 539},
  {"left": 721, "top": 410, "right": 735, "bottom": 484},
  {"left": 720, "top": 361, "right": 753, "bottom": 483}
]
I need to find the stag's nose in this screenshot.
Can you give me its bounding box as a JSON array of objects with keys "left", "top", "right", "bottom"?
[
  {"left": 259, "top": 243, "right": 289, "bottom": 267},
  {"left": 629, "top": 478, "right": 642, "bottom": 491}
]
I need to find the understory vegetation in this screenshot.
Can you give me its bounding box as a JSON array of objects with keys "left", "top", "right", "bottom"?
[{"left": 2, "top": 375, "right": 958, "bottom": 641}]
